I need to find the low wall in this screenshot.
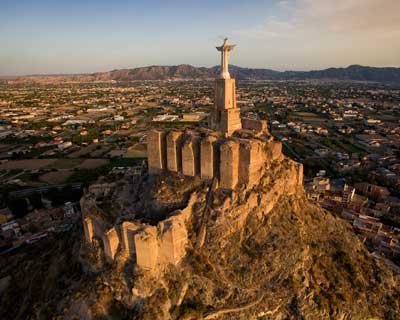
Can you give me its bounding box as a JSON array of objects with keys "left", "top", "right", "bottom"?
[{"left": 241, "top": 118, "right": 268, "bottom": 132}]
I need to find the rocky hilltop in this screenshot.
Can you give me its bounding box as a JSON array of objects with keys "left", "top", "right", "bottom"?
[
  {"left": 1, "top": 40, "right": 399, "bottom": 320},
  {"left": 75, "top": 130, "right": 399, "bottom": 319},
  {"left": 1, "top": 152, "right": 399, "bottom": 319},
  {"left": 7, "top": 65, "right": 400, "bottom": 84}
]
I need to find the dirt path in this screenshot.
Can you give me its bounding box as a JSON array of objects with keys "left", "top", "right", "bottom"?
[{"left": 204, "top": 294, "right": 265, "bottom": 319}]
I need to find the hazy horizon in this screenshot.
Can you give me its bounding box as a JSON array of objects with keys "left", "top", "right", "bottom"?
[
  {"left": 3, "top": 63, "right": 400, "bottom": 79},
  {"left": 1, "top": 0, "right": 400, "bottom": 76}
]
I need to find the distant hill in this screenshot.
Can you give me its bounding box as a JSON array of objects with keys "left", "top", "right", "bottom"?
[
  {"left": 92, "top": 64, "right": 400, "bottom": 83},
  {"left": 8, "top": 64, "right": 400, "bottom": 83}
]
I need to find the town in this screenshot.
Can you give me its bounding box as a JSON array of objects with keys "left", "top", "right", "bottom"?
[{"left": 0, "top": 78, "right": 399, "bottom": 270}]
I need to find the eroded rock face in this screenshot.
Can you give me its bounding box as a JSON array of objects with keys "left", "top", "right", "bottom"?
[{"left": 80, "top": 130, "right": 288, "bottom": 273}]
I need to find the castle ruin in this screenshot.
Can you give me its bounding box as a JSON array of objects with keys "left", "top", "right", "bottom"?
[{"left": 81, "top": 39, "right": 302, "bottom": 272}]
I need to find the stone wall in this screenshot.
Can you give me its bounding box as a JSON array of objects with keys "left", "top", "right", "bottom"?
[
  {"left": 200, "top": 136, "right": 217, "bottom": 180},
  {"left": 121, "top": 221, "right": 140, "bottom": 257},
  {"left": 241, "top": 118, "right": 268, "bottom": 132},
  {"left": 134, "top": 226, "right": 159, "bottom": 270},
  {"left": 220, "top": 140, "right": 239, "bottom": 189},
  {"left": 103, "top": 227, "right": 120, "bottom": 262},
  {"left": 83, "top": 215, "right": 105, "bottom": 243},
  {"left": 83, "top": 198, "right": 194, "bottom": 270},
  {"left": 147, "top": 129, "right": 284, "bottom": 190},
  {"left": 158, "top": 215, "right": 188, "bottom": 265},
  {"left": 147, "top": 130, "right": 167, "bottom": 174},
  {"left": 166, "top": 131, "right": 183, "bottom": 172},
  {"left": 181, "top": 136, "right": 200, "bottom": 177},
  {"left": 239, "top": 140, "right": 266, "bottom": 187}
]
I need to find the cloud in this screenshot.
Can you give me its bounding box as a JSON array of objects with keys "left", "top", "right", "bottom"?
[{"left": 233, "top": 0, "right": 400, "bottom": 69}]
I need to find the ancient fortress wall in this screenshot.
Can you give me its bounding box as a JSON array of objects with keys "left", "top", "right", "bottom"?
[
  {"left": 81, "top": 39, "right": 306, "bottom": 276},
  {"left": 83, "top": 212, "right": 105, "bottom": 243},
  {"left": 147, "top": 130, "right": 167, "bottom": 174},
  {"left": 241, "top": 118, "right": 268, "bottom": 132},
  {"left": 83, "top": 203, "right": 192, "bottom": 270},
  {"left": 147, "top": 129, "right": 282, "bottom": 190}
]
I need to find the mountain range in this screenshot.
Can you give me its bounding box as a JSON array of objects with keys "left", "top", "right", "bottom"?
[{"left": 5, "top": 64, "right": 400, "bottom": 83}]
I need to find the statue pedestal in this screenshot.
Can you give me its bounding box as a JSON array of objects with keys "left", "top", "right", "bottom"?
[{"left": 210, "top": 78, "right": 242, "bottom": 136}]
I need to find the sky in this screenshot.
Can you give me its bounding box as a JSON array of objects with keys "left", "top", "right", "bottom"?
[{"left": 1, "top": 0, "right": 400, "bottom": 75}]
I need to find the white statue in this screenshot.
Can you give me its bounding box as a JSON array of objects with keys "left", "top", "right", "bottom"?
[{"left": 216, "top": 38, "right": 236, "bottom": 79}]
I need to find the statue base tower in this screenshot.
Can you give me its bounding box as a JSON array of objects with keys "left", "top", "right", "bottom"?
[
  {"left": 210, "top": 78, "right": 242, "bottom": 136},
  {"left": 209, "top": 38, "right": 242, "bottom": 136}
]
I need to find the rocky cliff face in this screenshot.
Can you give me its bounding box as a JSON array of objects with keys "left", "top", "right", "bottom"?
[{"left": 75, "top": 151, "right": 399, "bottom": 319}]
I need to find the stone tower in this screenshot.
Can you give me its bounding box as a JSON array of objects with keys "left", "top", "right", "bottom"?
[{"left": 209, "top": 38, "right": 242, "bottom": 136}]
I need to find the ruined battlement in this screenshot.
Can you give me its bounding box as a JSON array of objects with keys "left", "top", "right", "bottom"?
[
  {"left": 147, "top": 129, "right": 283, "bottom": 190},
  {"left": 82, "top": 194, "right": 197, "bottom": 270},
  {"left": 81, "top": 38, "right": 299, "bottom": 275}
]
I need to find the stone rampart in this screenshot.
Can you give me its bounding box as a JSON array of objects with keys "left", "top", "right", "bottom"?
[
  {"left": 220, "top": 140, "right": 239, "bottom": 189},
  {"left": 121, "top": 221, "right": 140, "bottom": 257},
  {"left": 147, "top": 130, "right": 167, "bottom": 174},
  {"left": 158, "top": 215, "right": 188, "bottom": 265},
  {"left": 241, "top": 118, "right": 268, "bottom": 132},
  {"left": 166, "top": 131, "right": 183, "bottom": 172},
  {"left": 147, "top": 129, "right": 284, "bottom": 190},
  {"left": 82, "top": 200, "right": 193, "bottom": 268},
  {"left": 182, "top": 136, "right": 200, "bottom": 177},
  {"left": 239, "top": 140, "right": 265, "bottom": 187},
  {"left": 134, "top": 225, "right": 158, "bottom": 270},
  {"left": 200, "top": 136, "right": 217, "bottom": 180},
  {"left": 103, "top": 227, "right": 120, "bottom": 262}
]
